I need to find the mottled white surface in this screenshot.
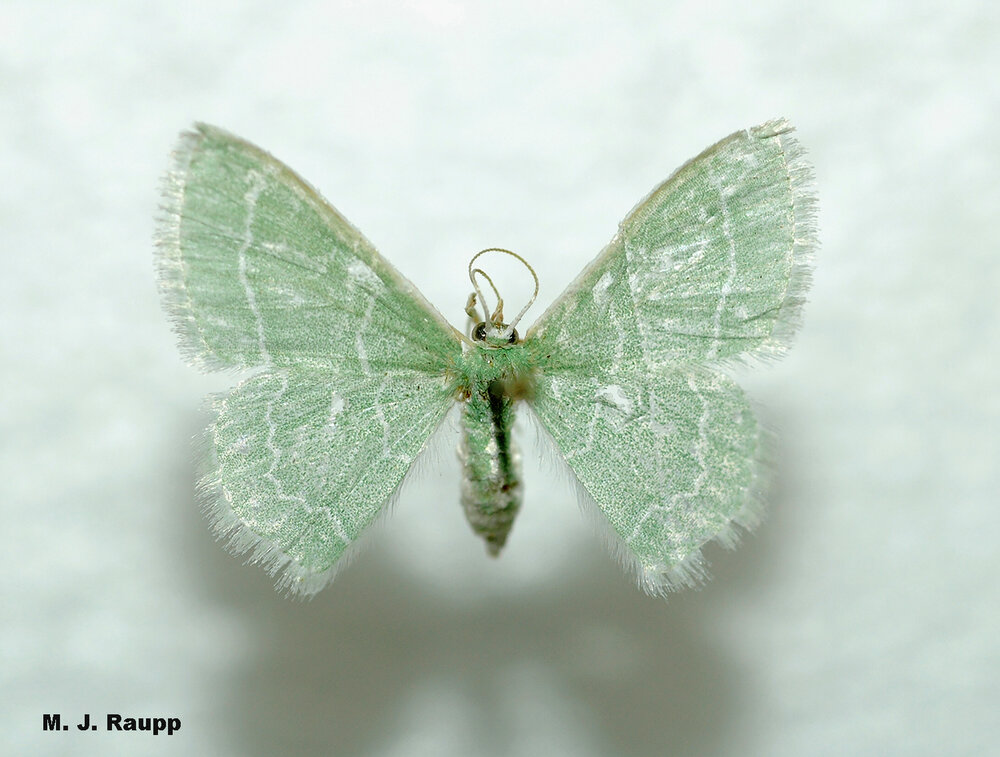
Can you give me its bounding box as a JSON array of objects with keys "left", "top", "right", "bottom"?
[{"left": 2, "top": 2, "right": 997, "bottom": 756}]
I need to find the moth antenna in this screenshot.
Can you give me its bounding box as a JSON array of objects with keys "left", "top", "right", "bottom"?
[
  {"left": 467, "top": 248, "right": 539, "bottom": 336},
  {"left": 469, "top": 268, "right": 504, "bottom": 324},
  {"left": 505, "top": 256, "right": 539, "bottom": 333}
]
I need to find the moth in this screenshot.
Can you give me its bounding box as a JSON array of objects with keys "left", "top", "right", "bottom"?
[{"left": 156, "top": 119, "right": 815, "bottom": 596}]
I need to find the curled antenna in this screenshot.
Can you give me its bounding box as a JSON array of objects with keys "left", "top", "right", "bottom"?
[
  {"left": 466, "top": 268, "right": 504, "bottom": 323},
  {"left": 467, "top": 248, "right": 539, "bottom": 338}
]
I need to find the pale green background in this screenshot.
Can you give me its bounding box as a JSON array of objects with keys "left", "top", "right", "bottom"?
[{"left": 2, "top": 2, "right": 997, "bottom": 756}]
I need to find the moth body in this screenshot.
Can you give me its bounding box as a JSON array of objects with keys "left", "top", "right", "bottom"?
[{"left": 456, "top": 328, "right": 536, "bottom": 554}]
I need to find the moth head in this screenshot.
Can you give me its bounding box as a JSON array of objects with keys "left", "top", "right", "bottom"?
[
  {"left": 465, "top": 247, "right": 538, "bottom": 349},
  {"left": 472, "top": 320, "right": 519, "bottom": 347}
]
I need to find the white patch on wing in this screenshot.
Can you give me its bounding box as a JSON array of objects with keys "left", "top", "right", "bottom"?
[
  {"left": 327, "top": 391, "right": 346, "bottom": 431},
  {"left": 548, "top": 377, "right": 563, "bottom": 400},
  {"left": 347, "top": 258, "right": 384, "bottom": 290},
  {"left": 593, "top": 271, "right": 615, "bottom": 306},
  {"left": 596, "top": 384, "right": 633, "bottom": 415},
  {"left": 557, "top": 322, "right": 570, "bottom": 346}
]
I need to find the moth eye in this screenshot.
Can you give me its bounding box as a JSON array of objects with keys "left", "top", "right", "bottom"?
[
  {"left": 472, "top": 322, "right": 488, "bottom": 341},
  {"left": 507, "top": 327, "right": 519, "bottom": 344}
]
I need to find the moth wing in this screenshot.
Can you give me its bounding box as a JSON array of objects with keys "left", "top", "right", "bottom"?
[
  {"left": 157, "top": 123, "right": 461, "bottom": 373},
  {"left": 527, "top": 118, "right": 816, "bottom": 369},
  {"left": 527, "top": 364, "right": 765, "bottom": 594},
  {"left": 206, "top": 367, "right": 455, "bottom": 595}
]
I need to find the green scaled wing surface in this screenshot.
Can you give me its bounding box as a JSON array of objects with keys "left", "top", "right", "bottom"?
[
  {"left": 526, "top": 119, "right": 815, "bottom": 593},
  {"left": 528, "top": 364, "right": 765, "bottom": 594},
  {"left": 528, "top": 119, "right": 815, "bottom": 368},
  {"left": 207, "top": 368, "right": 453, "bottom": 594},
  {"left": 157, "top": 123, "right": 460, "bottom": 374},
  {"left": 157, "top": 124, "right": 461, "bottom": 594}
]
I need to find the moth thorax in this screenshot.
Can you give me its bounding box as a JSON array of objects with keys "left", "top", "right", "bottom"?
[{"left": 472, "top": 321, "right": 519, "bottom": 346}]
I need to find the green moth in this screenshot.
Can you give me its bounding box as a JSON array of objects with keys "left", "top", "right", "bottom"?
[{"left": 156, "top": 119, "right": 816, "bottom": 597}]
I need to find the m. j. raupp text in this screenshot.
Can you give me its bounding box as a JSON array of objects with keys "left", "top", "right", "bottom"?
[{"left": 42, "top": 713, "right": 181, "bottom": 735}]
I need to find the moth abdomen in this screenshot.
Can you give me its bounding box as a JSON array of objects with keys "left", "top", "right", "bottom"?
[{"left": 457, "top": 380, "right": 523, "bottom": 555}]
